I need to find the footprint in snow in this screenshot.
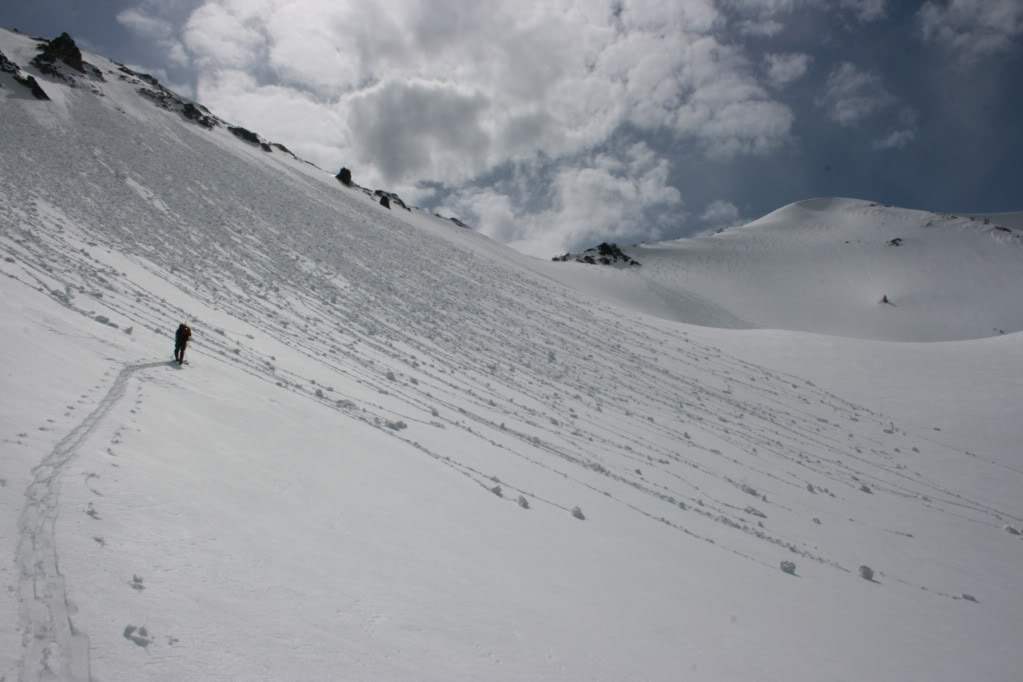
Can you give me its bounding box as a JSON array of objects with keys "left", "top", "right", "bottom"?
[{"left": 123, "top": 624, "right": 152, "bottom": 647}]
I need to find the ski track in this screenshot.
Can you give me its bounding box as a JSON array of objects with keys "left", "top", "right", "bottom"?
[{"left": 16, "top": 361, "right": 164, "bottom": 682}]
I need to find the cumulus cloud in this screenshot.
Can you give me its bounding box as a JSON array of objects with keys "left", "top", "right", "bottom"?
[
  {"left": 117, "top": 6, "right": 190, "bottom": 67},
  {"left": 445, "top": 142, "right": 682, "bottom": 257},
  {"left": 818, "top": 62, "right": 894, "bottom": 126},
  {"left": 182, "top": 2, "right": 268, "bottom": 71},
  {"left": 141, "top": 0, "right": 810, "bottom": 250},
  {"left": 918, "top": 0, "right": 1023, "bottom": 61},
  {"left": 347, "top": 80, "right": 491, "bottom": 184},
  {"left": 117, "top": 7, "right": 173, "bottom": 39},
  {"left": 701, "top": 199, "right": 742, "bottom": 223},
  {"left": 172, "top": 0, "right": 794, "bottom": 182},
  {"left": 699, "top": 200, "right": 744, "bottom": 232},
  {"left": 764, "top": 52, "right": 812, "bottom": 87}
]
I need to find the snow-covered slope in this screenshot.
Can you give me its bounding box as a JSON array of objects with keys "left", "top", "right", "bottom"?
[
  {"left": 2, "top": 28, "right": 1022, "bottom": 682},
  {"left": 556, "top": 197, "right": 1023, "bottom": 341}
]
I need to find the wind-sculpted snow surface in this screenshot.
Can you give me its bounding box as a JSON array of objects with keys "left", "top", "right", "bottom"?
[
  {"left": 623, "top": 198, "right": 1023, "bottom": 341},
  {"left": 1, "top": 27, "right": 1021, "bottom": 682}
]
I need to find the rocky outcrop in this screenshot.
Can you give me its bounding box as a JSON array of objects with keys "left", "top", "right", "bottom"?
[
  {"left": 228, "top": 126, "right": 261, "bottom": 144},
  {"left": 0, "top": 49, "right": 16, "bottom": 74},
  {"left": 1, "top": 48, "right": 50, "bottom": 100},
  {"left": 181, "top": 102, "right": 217, "bottom": 129},
  {"left": 375, "top": 189, "right": 411, "bottom": 211},
  {"left": 336, "top": 167, "right": 353, "bottom": 186},
  {"left": 17, "top": 73, "right": 49, "bottom": 99},
  {"left": 434, "top": 213, "right": 471, "bottom": 229},
  {"left": 223, "top": 127, "right": 271, "bottom": 151},
  {"left": 31, "top": 32, "right": 103, "bottom": 83},
  {"left": 33, "top": 32, "right": 84, "bottom": 73},
  {"left": 272, "top": 143, "right": 296, "bottom": 158},
  {"left": 120, "top": 64, "right": 221, "bottom": 129},
  {"left": 552, "top": 242, "right": 641, "bottom": 267}
]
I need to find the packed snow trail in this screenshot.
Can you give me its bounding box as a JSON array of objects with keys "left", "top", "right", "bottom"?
[{"left": 17, "top": 361, "right": 164, "bottom": 682}]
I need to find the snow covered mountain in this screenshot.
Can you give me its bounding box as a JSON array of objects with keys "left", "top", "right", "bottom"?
[
  {"left": 2, "top": 28, "right": 1022, "bottom": 682},
  {"left": 550, "top": 197, "right": 1023, "bottom": 341}
]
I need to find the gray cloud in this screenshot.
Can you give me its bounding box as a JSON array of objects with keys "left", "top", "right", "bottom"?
[
  {"left": 116, "top": 7, "right": 172, "bottom": 39},
  {"left": 818, "top": 62, "right": 894, "bottom": 126},
  {"left": 918, "top": 0, "right": 1023, "bottom": 61},
  {"left": 699, "top": 199, "right": 743, "bottom": 232},
  {"left": 764, "top": 52, "right": 812, "bottom": 87},
  {"left": 182, "top": 2, "right": 268, "bottom": 70},
  {"left": 117, "top": 6, "right": 190, "bottom": 67},
  {"left": 347, "top": 80, "right": 491, "bottom": 184},
  {"left": 872, "top": 129, "right": 915, "bottom": 150},
  {"left": 839, "top": 0, "right": 887, "bottom": 22},
  {"left": 173, "top": 0, "right": 796, "bottom": 169},
  {"left": 446, "top": 141, "right": 682, "bottom": 257}
]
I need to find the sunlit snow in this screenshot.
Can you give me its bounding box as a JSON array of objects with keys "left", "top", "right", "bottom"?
[{"left": 2, "top": 28, "right": 1021, "bottom": 682}]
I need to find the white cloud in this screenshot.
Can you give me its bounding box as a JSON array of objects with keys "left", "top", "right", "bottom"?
[
  {"left": 701, "top": 199, "right": 741, "bottom": 223},
  {"left": 171, "top": 0, "right": 793, "bottom": 188},
  {"left": 818, "top": 62, "right": 894, "bottom": 126},
  {"left": 182, "top": 2, "right": 268, "bottom": 70},
  {"left": 446, "top": 142, "right": 682, "bottom": 257},
  {"left": 117, "top": 6, "right": 190, "bottom": 67},
  {"left": 347, "top": 80, "right": 491, "bottom": 184},
  {"left": 607, "top": 34, "right": 795, "bottom": 157},
  {"left": 117, "top": 8, "right": 173, "bottom": 39},
  {"left": 918, "top": 0, "right": 1023, "bottom": 61},
  {"left": 764, "top": 52, "right": 812, "bottom": 87},
  {"left": 698, "top": 200, "right": 745, "bottom": 233}
]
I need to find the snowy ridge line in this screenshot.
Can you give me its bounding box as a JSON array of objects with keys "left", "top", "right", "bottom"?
[{"left": 17, "top": 360, "right": 164, "bottom": 682}]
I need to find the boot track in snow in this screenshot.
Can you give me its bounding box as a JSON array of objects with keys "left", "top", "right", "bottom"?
[{"left": 16, "top": 361, "right": 165, "bottom": 682}]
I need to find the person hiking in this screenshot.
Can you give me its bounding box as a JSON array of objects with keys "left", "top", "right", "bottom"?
[{"left": 174, "top": 322, "right": 192, "bottom": 364}]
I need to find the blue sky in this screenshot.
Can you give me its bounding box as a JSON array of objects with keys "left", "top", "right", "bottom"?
[{"left": 3, "top": 1, "right": 1021, "bottom": 256}]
